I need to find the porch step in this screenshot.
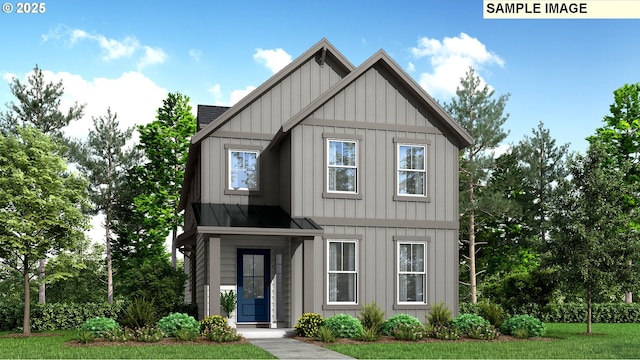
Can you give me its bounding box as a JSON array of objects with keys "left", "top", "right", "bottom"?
[{"left": 238, "top": 328, "right": 295, "bottom": 339}]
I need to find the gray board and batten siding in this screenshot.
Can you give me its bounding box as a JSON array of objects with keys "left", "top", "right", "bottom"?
[{"left": 178, "top": 38, "right": 472, "bottom": 324}]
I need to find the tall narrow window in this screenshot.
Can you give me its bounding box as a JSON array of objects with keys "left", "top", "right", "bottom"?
[
  {"left": 327, "top": 140, "right": 357, "bottom": 193},
  {"left": 397, "top": 144, "right": 426, "bottom": 196},
  {"left": 327, "top": 240, "right": 358, "bottom": 303},
  {"left": 397, "top": 242, "right": 426, "bottom": 303},
  {"left": 229, "top": 150, "right": 259, "bottom": 191}
]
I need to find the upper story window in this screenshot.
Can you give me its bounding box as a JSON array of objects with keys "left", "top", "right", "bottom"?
[
  {"left": 228, "top": 149, "right": 259, "bottom": 191},
  {"left": 327, "top": 139, "right": 358, "bottom": 193},
  {"left": 397, "top": 144, "right": 426, "bottom": 197},
  {"left": 327, "top": 239, "right": 358, "bottom": 304}
]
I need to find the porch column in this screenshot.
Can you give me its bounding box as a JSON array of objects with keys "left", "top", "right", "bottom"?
[
  {"left": 208, "top": 236, "right": 221, "bottom": 316},
  {"left": 291, "top": 238, "right": 303, "bottom": 322},
  {"left": 303, "top": 237, "right": 316, "bottom": 313}
]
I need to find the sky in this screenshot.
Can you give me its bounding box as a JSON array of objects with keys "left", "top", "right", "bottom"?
[{"left": 2, "top": 0, "right": 639, "bottom": 244}]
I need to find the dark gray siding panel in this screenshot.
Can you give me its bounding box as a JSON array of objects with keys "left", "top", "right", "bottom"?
[{"left": 195, "top": 233, "right": 206, "bottom": 320}]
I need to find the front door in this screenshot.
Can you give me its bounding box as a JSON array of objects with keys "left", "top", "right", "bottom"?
[{"left": 237, "top": 249, "right": 270, "bottom": 322}]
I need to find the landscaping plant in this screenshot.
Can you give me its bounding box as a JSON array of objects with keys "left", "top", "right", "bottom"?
[
  {"left": 120, "top": 298, "right": 158, "bottom": 329},
  {"left": 324, "top": 314, "right": 363, "bottom": 338},
  {"left": 78, "top": 316, "right": 121, "bottom": 338},
  {"left": 451, "top": 313, "right": 490, "bottom": 334},
  {"left": 426, "top": 302, "right": 453, "bottom": 327},
  {"left": 220, "top": 290, "right": 237, "bottom": 318},
  {"left": 294, "top": 313, "right": 324, "bottom": 337},
  {"left": 157, "top": 312, "right": 200, "bottom": 338},
  {"left": 478, "top": 301, "right": 505, "bottom": 329},
  {"left": 501, "top": 315, "right": 546, "bottom": 337},
  {"left": 357, "top": 301, "right": 385, "bottom": 334},
  {"left": 315, "top": 326, "right": 336, "bottom": 342},
  {"left": 391, "top": 322, "right": 426, "bottom": 341},
  {"left": 381, "top": 313, "right": 422, "bottom": 336},
  {"left": 200, "top": 315, "right": 227, "bottom": 334}
]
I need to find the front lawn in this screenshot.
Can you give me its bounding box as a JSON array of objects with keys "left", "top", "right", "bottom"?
[
  {"left": 323, "top": 323, "right": 640, "bottom": 359},
  {"left": 0, "top": 330, "right": 275, "bottom": 359}
]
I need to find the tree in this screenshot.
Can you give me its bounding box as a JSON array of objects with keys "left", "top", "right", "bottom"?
[
  {"left": 0, "top": 126, "right": 90, "bottom": 334},
  {"left": 45, "top": 243, "right": 107, "bottom": 303},
  {"left": 135, "top": 92, "right": 196, "bottom": 268},
  {"left": 549, "top": 143, "right": 640, "bottom": 334},
  {"left": 587, "top": 83, "right": 640, "bottom": 303},
  {"left": 1, "top": 65, "right": 84, "bottom": 137},
  {"left": 74, "top": 108, "right": 139, "bottom": 303},
  {"left": 443, "top": 67, "right": 510, "bottom": 303},
  {"left": 0, "top": 64, "right": 85, "bottom": 304}
]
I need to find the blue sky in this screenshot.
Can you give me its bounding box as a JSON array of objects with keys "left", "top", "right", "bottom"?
[{"left": 2, "top": 0, "right": 639, "bottom": 154}]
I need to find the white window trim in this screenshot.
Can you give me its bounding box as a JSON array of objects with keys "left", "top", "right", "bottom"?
[
  {"left": 396, "top": 241, "right": 427, "bottom": 305},
  {"left": 396, "top": 143, "right": 426, "bottom": 197},
  {"left": 227, "top": 149, "right": 260, "bottom": 191},
  {"left": 326, "top": 239, "right": 359, "bottom": 305},
  {"left": 326, "top": 139, "right": 359, "bottom": 194}
]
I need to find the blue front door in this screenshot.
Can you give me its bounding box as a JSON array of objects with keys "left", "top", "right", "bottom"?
[{"left": 237, "top": 249, "right": 270, "bottom": 322}]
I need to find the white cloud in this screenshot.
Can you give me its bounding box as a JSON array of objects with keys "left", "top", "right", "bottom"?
[
  {"left": 253, "top": 48, "right": 292, "bottom": 74},
  {"left": 409, "top": 33, "right": 504, "bottom": 99},
  {"left": 407, "top": 62, "right": 415, "bottom": 73},
  {"left": 138, "top": 46, "right": 168, "bottom": 70},
  {"left": 189, "top": 49, "right": 202, "bottom": 62},
  {"left": 43, "top": 25, "right": 165, "bottom": 68},
  {"left": 207, "top": 84, "right": 256, "bottom": 106},
  {"left": 230, "top": 86, "right": 256, "bottom": 105}
]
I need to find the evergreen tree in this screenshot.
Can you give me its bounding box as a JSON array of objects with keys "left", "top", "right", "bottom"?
[{"left": 443, "top": 67, "right": 510, "bottom": 303}]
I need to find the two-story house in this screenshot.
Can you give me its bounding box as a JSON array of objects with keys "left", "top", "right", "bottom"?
[{"left": 176, "top": 38, "right": 472, "bottom": 328}]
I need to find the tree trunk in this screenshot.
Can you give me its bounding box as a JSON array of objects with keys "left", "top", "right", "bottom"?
[
  {"left": 587, "top": 288, "right": 592, "bottom": 335},
  {"left": 469, "top": 173, "right": 477, "bottom": 304},
  {"left": 106, "top": 216, "right": 113, "bottom": 304},
  {"left": 625, "top": 260, "right": 633, "bottom": 303},
  {"left": 23, "top": 256, "right": 31, "bottom": 335},
  {"left": 38, "top": 259, "right": 45, "bottom": 304}
]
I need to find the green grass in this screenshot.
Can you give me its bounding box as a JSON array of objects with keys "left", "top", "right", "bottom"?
[
  {"left": 325, "top": 323, "right": 640, "bottom": 359},
  {"left": 0, "top": 330, "right": 275, "bottom": 359}
]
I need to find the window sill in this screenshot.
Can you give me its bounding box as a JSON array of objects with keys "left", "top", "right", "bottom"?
[
  {"left": 393, "top": 194, "right": 431, "bottom": 202},
  {"left": 322, "top": 304, "right": 363, "bottom": 311},
  {"left": 224, "top": 189, "right": 263, "bottom": 196},
  {"left": 393, "top": 303, "right": 429, "bottom": 310},
  {"left": 323, "top": 192, "right": 363, "bottom": 200}
]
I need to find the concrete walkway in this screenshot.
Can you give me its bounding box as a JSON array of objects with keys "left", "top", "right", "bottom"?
[{"left": 248, "top": 338, "right": 354, "bottom": 359}]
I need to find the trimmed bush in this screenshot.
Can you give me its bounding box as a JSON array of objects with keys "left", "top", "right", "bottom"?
[
  {"left": 451, "top": 314, "right": 490, "bottom": 334},
  {"left": 324, "top": 314, "right": 363, "bottom": 338},
  {"left": 358, "top": 301, "right": 385, "bottom": 333},
  {"left": 157, "top": 312, "right": 200, "bottom": 338},
  {"left": 381, "top": 313, "right": 422, "bottom": 336},
  {"left": 200, "top": 315, "right": 228, "bottom": 334},
  {"left": 294, "top": 313, "right": 324, "bottom": 338},
  {"left": 426, "top": 302, "right": 453, "bottom": 327},
  {"left": 204, "top": 323, "right": 241, "bottom": 342},
  {"left": 78, "top": 316, "right": 121, "bottom": 338},
  {"left": 501, "top": 315, "right": 546, "bottom": 337}
]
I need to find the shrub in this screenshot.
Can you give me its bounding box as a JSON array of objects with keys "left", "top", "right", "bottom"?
[
  {"left": 315, "top": 326, "right": 336, "bottom": 342},
  {"left": 120, "top": 298, "right": 158, "bottom": 330},
  {"left": 200, "top": 315, "right": 228, "bottom": 334},
  {"left": 359, "top": 327, "right": 380, "bottom": 342},
  {"left": 204, "top": 323, "right": 241, "bottom": 342},
  {"left": 432, "top": 325, "right": 460, "bottom": 340},
  {"left": 294, "top": 313, "right": 324, "bottom": 338},
  {"left": 133, "top": 325, "right": 164, "bottom": 342},
  {"left": 78, "top": 316, "right": 120, "bottom": 338},
  {"left": 391, "top": 322, "right": 426, "bottom": 341},
  {"left": 451, "top": 314, "right": 490, "bottom": 334},
  {"left": 478, "top": 301, "right": 505, "bottom": 329},
  {"left": 175, "top": 328, "right": 200, "bottom": 341},
  {"left": 357, "top": 301, "right": 385, "bottom": 334},
  {"left": 513, "top": 328, "right": 530, "bottom": 339},
  {"left": 220, "top": 290, "right": 237, "bottom": 318},
  {"left": 501, "top": 315, "right": 546, "bottom": 337},
  {"left": 426, "top": 302, "right": 453, "bottom": 327},
  {"left": 324, "top": 314, "right": 363, "bottom": 338},
  {"left": 467, "top": 323, "right": 500, "bottom": 340},
  {"left": 103, "top": 328, "right": 133, "bottom": 342},
  {"left": 381, "top": 313, "right": 422, "bottom": 336},
  {"left": 76, "top": 330, "right": 95, "bottom": 344},
  {"left": 157, "top": 312, "right": 200, "bottom": 338}
]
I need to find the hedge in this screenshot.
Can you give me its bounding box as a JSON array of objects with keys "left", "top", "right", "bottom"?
[
  {"left": 460, "top": 302, "right": 640, "bottom": 323},
  {"left": 0, "top": 301, "right": 124, "bottom": 331}
]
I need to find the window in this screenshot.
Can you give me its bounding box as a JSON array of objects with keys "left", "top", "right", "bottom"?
[
  {"left": 327, "top": 240, "right": 358, "bottom": 303},
  {"left": 327, "top": 139, "right": 358, "bottom": 193},
  {"left": 397, "top": 242, "right": 426, "bottom": 303},
  {"left": 397, "top": 144, "right": 426, "bottom": 196},
  {"left": 228, "top": 150, "right": 259, "bottom": 191}
]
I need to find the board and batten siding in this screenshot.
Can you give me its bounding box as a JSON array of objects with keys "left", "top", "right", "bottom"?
[
  {"left": 215, "top": 54, "right": 347, "bottom": 135},
  {"left": 194, "top": 233, "right": 207, "bottom": 320},
  {"left": 312, "top": 226, "right": 459, "bottom": 319}
]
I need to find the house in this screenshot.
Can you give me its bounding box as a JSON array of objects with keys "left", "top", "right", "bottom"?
[{"left": 176, "top": 38, "right": 472, "bottom": 328}]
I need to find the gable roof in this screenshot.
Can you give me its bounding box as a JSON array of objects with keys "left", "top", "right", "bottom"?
[
  {"left": 197, "top": 105, "right": 230, "bottom": 130},
  {"left": 190, "top": 38, "right": 355, "bottom": 144},
  {"left": 274, "top": 49, "right": 473, "bottom": 149}
]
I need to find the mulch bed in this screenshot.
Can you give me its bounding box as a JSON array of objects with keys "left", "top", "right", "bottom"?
[
  {"left": 0, "top": 332, "right": 60, "bottom": 338},
  {"left": 294, "top": 334, "right": 556, "bottom": 346},
  {"left": 64, "top": 337, "right": 250, "bottom": 347}
]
